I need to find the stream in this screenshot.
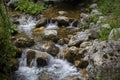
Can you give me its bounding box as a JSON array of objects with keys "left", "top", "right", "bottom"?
[
  {"left": 14, "top": 14, "right": 79, "bottom": 80},
  {"left": 9, "top": 1, "right": 120, "bottom": 80}
]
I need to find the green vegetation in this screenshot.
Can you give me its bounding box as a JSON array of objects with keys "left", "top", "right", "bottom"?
[
  {"left": 16, "top": 0, "right": 46, "bottom": 14},
  {"left": 97, "top": 0, "right": 120, "bottom": 41},
  {"left": 0, "top": 0, "right": 15, "bottom": 79}
]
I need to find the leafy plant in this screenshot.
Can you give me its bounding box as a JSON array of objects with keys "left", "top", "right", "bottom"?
[{"left": 16, "top": 0, "right": 46, "bottom": 14}]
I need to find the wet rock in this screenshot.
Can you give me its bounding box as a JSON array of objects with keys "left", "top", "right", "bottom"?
[
  {"left": 54, "top": 16, "right": 69, "bottom": 26},
  {"left": 68, "top": 31, "right": 91, "bottom": 47},
  {"left": 41, "top": 41, "right": 59, "bottom": 56},
  {"left": 108, "top": 28, "right": 120, "bottom": 40},
  {"left": 14, "top": 37, "right": 34, "bottom": 48},
  {"left": 60, "top": 46, "right": 81, "bottom": 63},
  {"left": 57, "top": 27, "right": 77, "bottom": 38},
  {"left": 58, "top": 38, "right": 69, "bottom": 45},
  {"left": 42, "top": 34, "right": 59, "bottom": 43},
  {"left": 36, "top": 18, "right": 47, "bottom": 28},
  {"left": 58, "top": 11, "right": 67, "bottom": 15},
  {"left": 36, "top": 52, "right": 51, "bottom": 67},
  {"left": 32, "top": 27, "right": 45, "bottom": 35},
  {"left": 15, "top": 48, "right": 23, "bottom": 58},
  {"left": 43, "top": 29, "right": 57, "bottom": 36},
  {"left": 36, "top": 52, "right": 51, "bottom": 60},
  {"left": 26, "top": 50, "right": 36, "bottom": 66}
]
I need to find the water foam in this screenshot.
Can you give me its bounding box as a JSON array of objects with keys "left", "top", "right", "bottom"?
[
  {"left": 17, "top": 15, "right": 39, "bottom": 36},
  {"left": 15, "top": 49, "right": 79, "bottom": 80}
]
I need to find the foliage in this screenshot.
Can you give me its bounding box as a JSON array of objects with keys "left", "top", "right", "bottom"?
[
  {"left": 97, "top": 0, "right": 120, "bottom": 41},
  {"left": 16, "top": 0, "right": 46, "bottom": 14},
  {"left": 0, "top": 0, "right": 15, "bottom": 79},
  {"left": 99, "top": 28, "right": 111, "bottom": 41}
]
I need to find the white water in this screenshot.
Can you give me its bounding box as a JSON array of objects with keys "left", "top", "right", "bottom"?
[
  {"left": 67, "top": 20, "right": 77, "bottom": 29},
  {"left": 15, "top": 49, "right": 79, "bottom": 80},
  {"left": 17, "top": 15, "right": 39, "bottom": 37},
  {"left": 46, "top": 20, "right": 59, "bottom": 29}
]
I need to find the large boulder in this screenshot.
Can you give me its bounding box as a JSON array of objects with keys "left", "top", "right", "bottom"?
[
  {"left": 41, "top": 41, "right": 59, "bottom": 56},
  {"left": 86, "top": 40, "right": 120, "bottom": 79}
]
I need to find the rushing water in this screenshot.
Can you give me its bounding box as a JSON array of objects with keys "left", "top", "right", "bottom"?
[
  {"left": 17, "top": 14, "right": 39, "bottom": 37},
  {"left": 15, "top": 49, "right": 79, "bottom": 80},
  {"left": 15, "top": 15, "right": 79, "bottom": 80}
]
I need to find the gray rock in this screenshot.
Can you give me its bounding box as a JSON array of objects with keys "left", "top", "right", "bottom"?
[
  {"left": 86, "top": 40, "right": 120, "bottom": 79},
  {"left": 68, "top": 31, "right": 91, "bottom": 46}
]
